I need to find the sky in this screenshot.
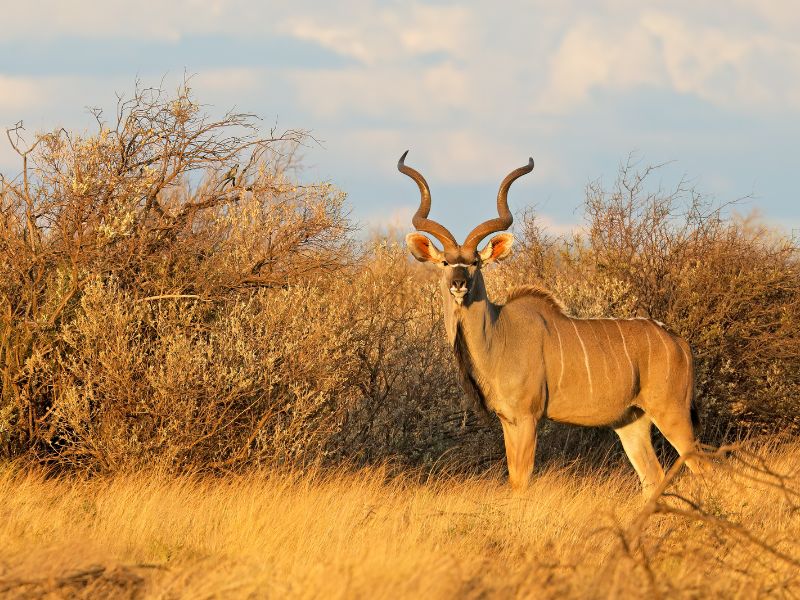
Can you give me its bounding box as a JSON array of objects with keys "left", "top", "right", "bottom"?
[{"left": 1, "top": 0, "right": 799, "bottom": 241}]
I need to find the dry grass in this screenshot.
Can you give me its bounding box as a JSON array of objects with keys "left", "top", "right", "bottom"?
[{"left": 1, "top": 441, "right": 798, "bottom": 599}]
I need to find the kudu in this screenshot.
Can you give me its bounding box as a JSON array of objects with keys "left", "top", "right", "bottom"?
[{"left": 399, "top": 151, "right": 708, "bottom": 495}]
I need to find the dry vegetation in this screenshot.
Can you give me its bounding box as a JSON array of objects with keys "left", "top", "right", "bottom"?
[
  {"left": 0, "top": 440, "right": 798, "bottom": 599},
  {"left": 0, "top": 82, "right": 799, "bottom": 597},
  {"left": 0, "top": 82, "right": 797, "bottom": 472}
]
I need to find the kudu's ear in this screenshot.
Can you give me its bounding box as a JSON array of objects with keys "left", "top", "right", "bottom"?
[
  {"left": 479, "top": 233, "right": 514, "bottom": 264},
  {"left": 406, "top": 233, "right": 446, "bottom": 263}
]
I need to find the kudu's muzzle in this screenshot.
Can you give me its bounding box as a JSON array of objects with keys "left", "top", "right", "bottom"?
[{"left": 448, "top": 265, "right": 470, "bottom": 303}]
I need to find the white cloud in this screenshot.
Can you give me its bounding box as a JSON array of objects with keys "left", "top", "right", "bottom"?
[
  {"left": 536, "top": 21, "right": 666, "bottom": 112},
  {"left": 4, "top": 1, "right": 800, "bottom": 116},
  {"left": 535, "top": 7, "right": 800, "bottom": 113},
  {"left": 643, "top": 12, "right": 800, "bottom": 110},
  {"left": 282, "top": 21, "right": 374, "bottom": 65},
  {"left": 0, "top": 75, "right": 49, "bottom": 111},
  {"left": 736, "top": 0, "right": 800, "bottom": 33},
  {"left": 0, "top": 1, "right": 472, "bottom": 57},
  {"left": 279, "top": 4, "right": 473, "bottom": 65},
  {"left": 286, "top": 62, "right": 470, "bottom": 122},
  {"left": 4, "top": 1, "right": 188, "bottom": 41}
]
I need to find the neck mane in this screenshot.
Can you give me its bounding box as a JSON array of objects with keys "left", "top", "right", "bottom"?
[{"left": 504, "top": 285, "right": 567, "bottom": 315}]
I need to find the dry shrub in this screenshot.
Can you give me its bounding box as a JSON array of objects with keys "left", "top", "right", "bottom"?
[
  {"left": 51, "top": 278, "right": 356, "bottom": 470},
  {"left": 0, "top": 83, "right": 797, "bottom": 474},
  {"left": 0, "top": 77, "right": 496, "bottom": 473},
  {"left": 0, "top": 80, "right": 354, "bottom": 467},
  {"left": 45, "top": 243, "right": 501, "bottom": 472}
]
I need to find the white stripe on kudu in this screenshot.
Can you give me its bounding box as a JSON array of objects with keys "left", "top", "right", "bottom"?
[
  {"left": 655, "top": 326, "right": 671, "bottom": 383},
  {"left": 589, "top": 323, "right": 608, "bottom": 385},
  {"left": 603, "top": 325, "right": 622, "bottom": 379},
  {"left": 570, "top": 320, "right": 593, "bottom": 398},
  {"left": 615, "top": 321, "right": 636, "bottom": 391},
  {"left": 552, "top": 320, "right": 565, "bottom": 391}
]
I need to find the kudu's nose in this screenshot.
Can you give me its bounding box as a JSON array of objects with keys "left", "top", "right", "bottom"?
[{"left": 450, "top": 266, "right": 469, "bottom": 294}]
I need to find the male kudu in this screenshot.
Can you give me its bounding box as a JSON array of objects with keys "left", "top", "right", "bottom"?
[{"left": 400, "top": 151, "right": 708, "bottom": 495}]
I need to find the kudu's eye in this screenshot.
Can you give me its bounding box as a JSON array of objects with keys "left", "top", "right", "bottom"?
[
  {"left": 472, "top": 259, "right": 479, "bottom": 266},
  {"left": 442, "top": 260, "right": 449, "bottom": 266}
]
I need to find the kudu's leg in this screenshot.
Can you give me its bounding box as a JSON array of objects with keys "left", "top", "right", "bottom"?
[
  {"left": 650, "top": 408, "right": 710, "bottom": 476},
  {"left": 499, "top": 415, "right": 537, "bottom": 492},
  {"left": 615, "top": 414, "right": 664, "bottom": 496}
]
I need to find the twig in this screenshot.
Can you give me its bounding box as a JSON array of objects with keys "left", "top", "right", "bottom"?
[{"left": 134, "top": 294, "right": 209, "bottom": 303}]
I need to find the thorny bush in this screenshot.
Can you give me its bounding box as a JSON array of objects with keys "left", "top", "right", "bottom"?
[
  {"left": 0, "top": 84, "right": 796, "bottom": 473},
  {"left": 0, "top": 82, "right": 498, "bottom": 471}
]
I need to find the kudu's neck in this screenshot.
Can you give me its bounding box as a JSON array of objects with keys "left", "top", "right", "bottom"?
[{"left": 441, "top": 270, "right": 499, "bottom": 352}]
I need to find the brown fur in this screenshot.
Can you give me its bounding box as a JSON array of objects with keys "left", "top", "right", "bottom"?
[
  {"left": 402, "top": 162, "right": 706, "bottom": 495},
  {"left": 453, "top": 323, "right": 491, "bottom": 418},
  {"left": 441, "top": 271, "right": 708, "bottom": 495}
]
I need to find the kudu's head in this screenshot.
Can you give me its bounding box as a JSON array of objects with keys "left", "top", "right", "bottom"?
[{"left": 400, "top": 151, "right": 534, "bottom": 306}]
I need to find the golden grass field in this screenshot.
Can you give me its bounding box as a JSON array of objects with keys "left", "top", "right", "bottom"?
[{"left": 1, "top": 441, "right": 798, "bottom": 599}]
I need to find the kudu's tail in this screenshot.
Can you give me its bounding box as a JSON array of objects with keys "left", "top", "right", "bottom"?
[
  {"left": 682, "top": 338, "right": 701, "bottom": 433},
  {"left": 691, "top": 404, "right": 700, "bottom": 431}
]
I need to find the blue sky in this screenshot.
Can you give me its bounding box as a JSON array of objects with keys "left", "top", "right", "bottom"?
[{"left": 1, "top": 0, "right": 798, "bottom": 240}]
